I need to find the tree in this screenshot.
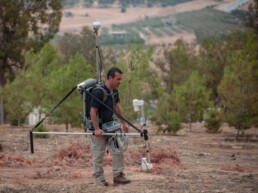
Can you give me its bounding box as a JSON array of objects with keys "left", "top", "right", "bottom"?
[
  {"left": 25, "top": 44, "right": 61, "bottom": 108},
  {"left": 198, "top": 29, "right": 257, "bottom": 105},
  {"left": 0, "top": 0, "right": 62, "bottom": 84},
  {"left": 204, "top": 103, "right": 222, "bottom": 133},
  {"left": 2, "top": 44, "right": 96, "bottom": 129},
  {"left": 218, "top": 30, "right": 258, "bottom": 136},
  {"left": 0, "top": 0, "right": 62, "bottom": 123},
  {"left": 58, "top": 27, "right": 96, "bottom": 66},
  {"left": 1, "top": 72, "right": 32, "bottom": 125},
  {"left": 2, "top": 43, "right": 61, "bottom": 125},
  {"left": 247, "top": 0, "right": 258, "bottom": 33},
  {"left": 116, "top": 42, "right": 157, "bottom": 120},
  {"left": 45, "top": 53, "right": 95, "bottom": 131},
  {"left": 198, "top": 37, "right": 228, "bottom": 104},
  {"left": 175, "top": 71, "right": 210, "bottom": 130},
  {"left": 153, "top": 39, "right": 198, "bottom": 133},
  {"left": 155, "top": 39, "right": 198, "bottom": 93},
  {"left": 154, "top": 92, "right": 182, "bottom": 135}
]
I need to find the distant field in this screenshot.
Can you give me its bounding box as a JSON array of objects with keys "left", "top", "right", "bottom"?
[
  {"left": 174, "top": 8, "right": 245, "bottom": 42},
  {"left": 107, "top": 7, "right": 245, "bottom": 44},
  {"left": 59, "top": 0, "right": 249, "bottom": 45}
]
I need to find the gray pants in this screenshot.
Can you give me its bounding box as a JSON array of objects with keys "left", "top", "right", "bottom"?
[{"left": 90, "top": 135, "right": 124, "bottom": 182}]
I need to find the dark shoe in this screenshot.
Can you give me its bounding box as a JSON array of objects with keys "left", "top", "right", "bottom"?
[
  {"left": 96, "top": 179, "right": 109, "bottom": 186},
  {"left": 113, "top": 173, "right": 131, "bottom": 184}
]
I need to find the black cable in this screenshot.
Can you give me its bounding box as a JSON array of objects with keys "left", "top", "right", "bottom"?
[{"left": 31, "top": 86, "right": 77, "bottom": 131}]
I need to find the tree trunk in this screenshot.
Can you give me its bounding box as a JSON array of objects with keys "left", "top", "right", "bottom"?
[
  {"left": 188, "top": 119, "right": 192, "bottom": 131},
  {"left": 188, "top": 112, "right": 192, "bottom": 131},
  {"left": 66, "top": 122, "right": 69, "bottom": 132},
  {"left": 0, "top": 69, "right": 4, "bottom": 124},
  {"left": 237, "top": 128, "right": 245, "bottom": 137},
  {"left": 0, "top": 97, "right": 3, "bottom": 124}
]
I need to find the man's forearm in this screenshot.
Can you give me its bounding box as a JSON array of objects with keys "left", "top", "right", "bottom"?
[{"left": 90, "top": 108, "right": 104, "bottom": 136}]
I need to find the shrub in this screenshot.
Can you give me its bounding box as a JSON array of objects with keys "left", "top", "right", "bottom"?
[
  {"left": 204, "top": 106, "right": 222, "bottom": 133},
  {"left": 157, "top": 111, "right": 182, "bottom": 135},
  {"left": 64, "top": 11, "right": 73, "bottom": 17}
]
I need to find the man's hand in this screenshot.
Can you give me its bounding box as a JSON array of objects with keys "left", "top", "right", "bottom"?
[
  {"left": 94, "top": 128, "right": 105, "bottom": 137},
  {"left": 122, "top": 124, "right": 129, "bottom": 133}
]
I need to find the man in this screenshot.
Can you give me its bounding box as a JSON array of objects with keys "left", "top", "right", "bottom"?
[{"left": 90, "top": 67, "right": 131, "bottom": 186}]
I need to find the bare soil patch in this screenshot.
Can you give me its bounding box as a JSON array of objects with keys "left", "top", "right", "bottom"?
[{"left": 0, "top": 123, "right": 258, "bottom": 193}]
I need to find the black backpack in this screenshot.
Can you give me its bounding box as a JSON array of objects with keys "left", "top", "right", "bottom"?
[
  {"left": 85, "top": 82, "right": 108, "bottom": 119},
  {"left": 83, "top": 82, "right": 109, "bottom": 130}
]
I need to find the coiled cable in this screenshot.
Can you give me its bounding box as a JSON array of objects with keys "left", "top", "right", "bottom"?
[{"left": 108, "top": 130, "right": 129, "bottom": 154}]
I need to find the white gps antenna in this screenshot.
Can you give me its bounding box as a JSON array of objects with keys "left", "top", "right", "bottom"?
[
  {"left": 133, "top": 99, "right": 145, "bottom": 125},
  {"left": 92, "top": 21, "right": 101, "bottom": 34}
]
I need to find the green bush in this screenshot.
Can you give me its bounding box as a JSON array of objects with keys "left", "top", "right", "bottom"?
[
  {"left": 157, "top": 111, "right": 182, "bottom": 135},
  {"left": 204, "top": 106, "right": 222, "bottom": 133},
  {"left": 64, "top": 12, "right": 73, "bottom": 17}
]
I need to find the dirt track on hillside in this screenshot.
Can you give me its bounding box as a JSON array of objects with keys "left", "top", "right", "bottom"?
[{"left": 0, "top": 123, "right": 258, "bottom": 193}]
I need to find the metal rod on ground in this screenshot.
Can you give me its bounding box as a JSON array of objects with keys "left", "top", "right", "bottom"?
[
  {"left": 32, "top": 131, "right": 141, "bottom": 136},
  {"left": 30, "top": 131, "right": 141, "bottom": 154}
]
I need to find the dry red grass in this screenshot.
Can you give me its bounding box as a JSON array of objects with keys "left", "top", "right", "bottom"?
[
  {"left": 220, "top": 164, "right": 256, "bottom": 173},
  {"left": 53, "top": 140, "right": 92, "bottom": 167},
  {"left": 1, "top": 124, "right": 258, "bottom": 192},
  {"left": 0, "top": 152, "right": 36, "bottom": 168}
]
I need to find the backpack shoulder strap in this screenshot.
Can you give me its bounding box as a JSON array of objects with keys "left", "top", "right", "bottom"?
[{"left": 93, "top": 83, "right": 108, "bottom": 102}]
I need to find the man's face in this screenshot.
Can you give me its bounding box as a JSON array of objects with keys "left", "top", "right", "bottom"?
[{"left": 109, "top": 72, "right": 123, "bottom": 89}]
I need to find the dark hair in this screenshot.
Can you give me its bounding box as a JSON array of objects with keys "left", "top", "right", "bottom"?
[{"left": 107, "top": 67, "right": 123, "bottom": 79}]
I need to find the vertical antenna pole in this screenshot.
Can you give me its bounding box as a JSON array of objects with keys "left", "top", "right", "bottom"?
[
  {"left": 92, "top": 21, "right": 101, "bottom": 83},
  {"left": 96, "top": 33, "right": 100, "bottom": 82},
  {"left": 141, "top": 104, "right": 150, "bottom": 164}
]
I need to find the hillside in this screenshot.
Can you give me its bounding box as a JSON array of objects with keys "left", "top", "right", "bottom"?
[{"left": 59, "top": 0, "right": 250, "bottom": 45}]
